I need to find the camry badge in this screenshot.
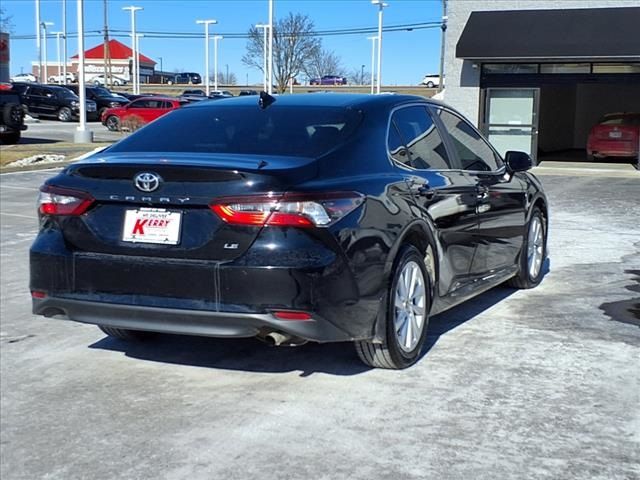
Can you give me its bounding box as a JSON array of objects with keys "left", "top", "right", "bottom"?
[{"left": 134, "top": 172, "right": 162, "bottom": 192}]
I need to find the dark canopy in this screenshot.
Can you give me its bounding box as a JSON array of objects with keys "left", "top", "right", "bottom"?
[{"left": 456, "top": 7, "right": 640, "bottom": 61}]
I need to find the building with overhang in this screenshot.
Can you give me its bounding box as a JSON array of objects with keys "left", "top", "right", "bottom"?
[
  {"left": 71, "top": 39, "right": 156, "bottom": 83},
  {"left": 444, "top": 1, "right": 640, "bottom": 163}
]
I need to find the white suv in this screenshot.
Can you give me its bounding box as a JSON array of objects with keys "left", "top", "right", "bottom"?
[{"left": 421, "top": 74, "right": 444, "bottom": 88}]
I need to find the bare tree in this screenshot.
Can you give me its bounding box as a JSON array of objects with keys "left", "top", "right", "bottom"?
[
  {"left": 216, "top": 71, "right": 237, "bottom": 86},
  {"left": 242, "top": 13, "right": 321, "bottom": 93},
  {"left": 349, "top": 67, "right": 369, "bottom": 86},
  {"left": 304, "top": 49, "right": 346, "bottom": 81},
  {"left": 1, "top": 7, "right": 13, "bottom": 32}
]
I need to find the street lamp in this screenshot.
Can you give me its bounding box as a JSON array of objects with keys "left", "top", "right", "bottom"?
[
  {"left": 62, "top": 0, "right": 68, "bottom": 84},
  {"left": 123, "top": 6, "right": 143, "bottom": 94},
  {"left": 54, "top": 31, "right": 64, "bottom": 83},
  {"left": 255, "top": 23, "right": 269, "bottom": 92},
  {"left": 36, "top": 0, "right": 41, "bottom": 81},
  {"left": 196, "top": 19, "right": 217, "bottom": 96},
  {"left": 367, "top": 35, "right": 377, "bottom": 94},
  {"left": 40, "top": 21, "right": 54, "bottom": 83},
  {"left": 74, "top": 0, "right": 92, "bottom": 143},
  {"left": 371, "top": 0, "right": 388, "bottom": 94},
  {"left": 212, "top": 35, "right": 223, "bottom": 92}
]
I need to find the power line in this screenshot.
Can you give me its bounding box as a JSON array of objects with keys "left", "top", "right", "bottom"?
[{"left": 11, "top": 21, "right": 442, "bottom": 41}]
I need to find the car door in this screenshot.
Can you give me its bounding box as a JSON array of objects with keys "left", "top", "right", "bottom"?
[
  {"left": 433, "top": 107, "right": 528, "bottom": 277},
  {"left": 24, "top": 86, "right": 46, "bottom": 115},
  {"left": 122, "top": 99, "right": 149, "bottom": 123},
  {"left": 389, "top": 105, "right": 479, "bottom": 297}
]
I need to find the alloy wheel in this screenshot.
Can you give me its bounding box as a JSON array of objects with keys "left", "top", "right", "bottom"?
[
  {"left": 394, "top": 261, "right": 427, "bottom": 352},
  {"left": 527, "top": 216, "right": 544, "bottom": 279}
]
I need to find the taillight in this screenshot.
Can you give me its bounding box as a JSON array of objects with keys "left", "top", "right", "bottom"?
[
  {"left": 38, "top": 185, "right": 94, "bottom": 216},
  {"left": 211, "top": 192, "right": 363, "bottom": 228}
]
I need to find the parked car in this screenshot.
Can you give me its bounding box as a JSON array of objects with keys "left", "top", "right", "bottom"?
[
  {"left": 10, "top": 73, "right": 37, "bottom": 83},
  {"left": 179, "top": 89, "right": 208, "bottom": 103},
  {"left": 91, "top": 74, "right": 128, "bottom": 86},
  {"left": 63, "top": 85, "right": 129, "bottom": 119},
  {"left": 167, "top": 72, "right": 202, "bottom": 85},
  {"left": 309, "top": 75, "right": 348, "bottom": 86},
  {"left": 421, "top": 74, "right": 443, "bottom": 88},
  {"left": 0, "top": 86, "right": 27, "bottom": 144},
  {"left": 30, "top": 93, "right": 548, "bottom": 369},
  {"left": 100, "top": 96, "right": 186, "bottom": 131},
  {"left": 238, "top": 89, "right": 259, "bottom": 96},
  {"left": 48, "top": 72, "right": 77, "bottom": 84},
  {"left": 20, "top": 84, "right": 97, "bottom": 121},
  {"left": 209, "top": 90, "right": 234, "bottom": 98},
  {"left": 587, "top": 112, "right": 640, "bottom": 161}
]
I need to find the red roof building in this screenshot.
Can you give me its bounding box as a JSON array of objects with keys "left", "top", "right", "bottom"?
[
  {"left": 69, "top": 39, "right": 156, "bottom": 82},
  {"left": 71, "top": 39, "right": 156, "bottom": 65}
]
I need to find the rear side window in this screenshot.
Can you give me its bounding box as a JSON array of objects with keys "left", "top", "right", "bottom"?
[
  {"left": 109, "top": 105, "right": 363, "bottom": 158},
  {"left": 389, "top": 106, "right": 452, "bottom": 170},
  {"left": 600, "top": 114, "right": 640, "bottom": 126},
  {"left": 435, "top": 109, "right": 503, "bottom": 172}
]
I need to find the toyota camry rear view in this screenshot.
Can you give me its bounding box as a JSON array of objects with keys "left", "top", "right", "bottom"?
[{"left": 30, "top": 93, "right": 548, "bottom": 369}]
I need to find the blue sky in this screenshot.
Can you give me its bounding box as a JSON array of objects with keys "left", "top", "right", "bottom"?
[{"left": 4, "top": 0, "right": 444, "bottom": 85}]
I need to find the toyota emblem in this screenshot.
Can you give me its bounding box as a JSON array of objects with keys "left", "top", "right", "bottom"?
[{"left": 134, "top": 172, "right": 162, "bottom": 192}]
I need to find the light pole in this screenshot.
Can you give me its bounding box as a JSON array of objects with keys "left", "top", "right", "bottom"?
[
  {"left": 74, "top": 0, "right": 92, "bottom": 143},
  {"left": 41, "top": 21, "right": 54, "bottom": 83},
  {"left": 367, "top": 35, "right": 377, "bottom": 94},
  {"left": 196, "top": 19, "right": 217, "bottom": 96},
  {"left": 36, "top": 0, "right": 41, "bottom": 81},
  {"left": 438, "top": 0, "right": 447, "bottom": 93},
  {"left": 136, "top": 33, "right": 144, "bottom": 89},
  {"left": 62, "top": 0, "right": 67, "bottom": 84},
  {"left": 54, "top": 31, "right": 64, "bottom": 83},
  {"left": 267, "top": 0, "right": 274, "bottom": 94},
  {"left": 371, "top": 0, "right": 388, "bottom": 94},
  {"left": 213, "top": 35, "right": 223, "bottom": 92},
  {"left": 123, "top": 6, "right": 143, "bottom": 94},
  {"left": 256, "top": 23, "right": 269, "bottom": 92}
]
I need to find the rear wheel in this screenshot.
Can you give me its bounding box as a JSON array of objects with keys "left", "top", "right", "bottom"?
[
  {"left": 355, "top": 245, "right": 430, "bottom": 369},
  {"left": 0, "top": 131, "right": 21, "bottom": 144},
  {"left": 57, "top": 106, "right": 72, "bottom": 122},
  {"left": 105, "top": 115, "right": 120, "bottom": 131},
  {"left": 98, "top": 325, "right": 151, "bottom": 341},
  {"left": 426, "top": 81, "right": 435, "bottom": 88},
  {"left": 508, "top": 207, "right": 547, "bottom": 289}
]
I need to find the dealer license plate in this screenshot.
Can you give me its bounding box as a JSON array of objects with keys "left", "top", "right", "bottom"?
[
  {"left": 122, "top": 208, "right": 182, "bottom": 245},
  {"left": 609, "top": 130, "right": 622, "bottom": 138}
]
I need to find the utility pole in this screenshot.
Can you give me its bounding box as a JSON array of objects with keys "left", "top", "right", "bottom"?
[
  {"left": 267, "top": 0, "right": 273, "bottom": 94},
  {"left": 36, "top": 0, "right": 42, "bottom": 81},
  {"left": 256, "top": 23, "right": 269, "bottom": 92},
  {"left": 213, "top": 35, "right": 223, "bottom": 91},
  {"left": 123, "top": 6, "right": 142, "bottom": 94},
  {"left": 103, "top": 0, "right": 111, "bottom": 86},
  {"left": 62, "top": 0, "right": 68, "bottom": 84},
  {"left": 54, "top": 31, "right": 63, "bottom": 83},
  {"left": 438, "top": 0, "right": 447, "bottom": 93},
  {"left": 372, "top": 0, "right": 388, "bottom": 94},
  {"left": 367, "top": 36, "right": 377, "bottom": 94},
  {"left": 196, "top": 19, "right": 217, "bottom": 96}
]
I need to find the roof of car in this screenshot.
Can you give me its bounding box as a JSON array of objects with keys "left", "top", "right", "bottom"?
[{"left": 186, "top": 92, "right": 438, "bottom": 110}]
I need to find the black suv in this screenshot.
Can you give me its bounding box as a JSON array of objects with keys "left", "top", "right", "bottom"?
[
  {"left": 63, "top": 85, "right": 129, "bottom": 119},
  {"left": 168, "top": 72, "right": 202, "bottom": 85},
  {"left": 0, "top": 86, "right": 27, "bottom": 144},
  {"left": 20, "top": 84, "right": 97, "bottom": 122}
]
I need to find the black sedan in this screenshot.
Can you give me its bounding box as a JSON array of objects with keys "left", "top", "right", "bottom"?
[{"left": 30, "top": 93, "right": 548, "bottom": 369}]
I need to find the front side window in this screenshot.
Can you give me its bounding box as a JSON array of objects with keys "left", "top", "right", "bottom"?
[
  {"left": 389, "top": 106, "right": 452, "bottom": 170},
  {"left": 435, "top": 109, "right": 503, "bottom": 172}
]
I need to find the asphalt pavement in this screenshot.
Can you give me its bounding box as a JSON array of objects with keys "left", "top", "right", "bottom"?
[
  {"left": 0, "top": 168, "right": 639, "bottom": 480},
  {"left": 6, "top": 118, "right": 123, "bottom": 146}
]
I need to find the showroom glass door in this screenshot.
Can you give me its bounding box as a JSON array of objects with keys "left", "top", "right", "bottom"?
[{"left": 483, "top": 88, "right": 539, "bottom": 163}]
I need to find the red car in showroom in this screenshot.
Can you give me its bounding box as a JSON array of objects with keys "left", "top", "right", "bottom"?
[
  {"left": 587, "top": 113, "right": 640, "bottom": 161},
  {"left": 101, "top": 96, "right": 186, "bottom": 131}
]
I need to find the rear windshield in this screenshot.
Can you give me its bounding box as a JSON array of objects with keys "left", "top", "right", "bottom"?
[
  {"left": 599, "top": 114, "right": 640, "bottom": 126},
  {"left": 109, "top": 105, "right": 363, "bottom": 157}
]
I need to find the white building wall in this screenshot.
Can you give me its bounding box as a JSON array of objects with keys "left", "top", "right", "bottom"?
[{"left": 444, "top": 0, "right": 639, "bottom": 126}]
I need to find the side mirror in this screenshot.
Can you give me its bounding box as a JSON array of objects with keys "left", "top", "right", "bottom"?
[{"left": 505, "top": 151, "right": 533, "bottom": 172}]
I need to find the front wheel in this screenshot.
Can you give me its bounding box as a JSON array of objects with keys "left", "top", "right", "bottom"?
[
  {"left": 508, "top": 207, "right": 547, "bottom": 289},
  {"left": 57, "top": 106, "right": 72, "bottom": 122},
  {"left": 426, "top": 81, "right": 435, "bottom": 88},
  {"left": 105, "top": 115, "right": 120, "bottom": 131},
  {"left": 355, "top": 245, "right": 431, "bottom": 369}
]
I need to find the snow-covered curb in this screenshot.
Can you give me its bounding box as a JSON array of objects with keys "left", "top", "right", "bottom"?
[{"left": 5, "top": 145, "right": 107, "bottom": 168}]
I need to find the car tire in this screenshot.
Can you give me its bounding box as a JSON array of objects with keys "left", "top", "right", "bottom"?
[
  {"left": 3, "top": 103, "right": 23, "bottom": 127},
  {"left": 57, "top": 106, "right": 72, "bottom": 122},
  {"left": 355, "top": 245, "right": 431, "bottom": 369},
  {"left": 426, "top": 81, "right": 435, "bottom": 88},
  {"left": 98, "top": 325, "right": 151, "bottom": 341},
  {"left": 0, "top": 131, "right": 21, "bottom": 145},
  {"left": 105, "top": 115, "right": 120, "bottom": 132},
  {"left": 508, "top": 207, "right": 547, "bottom": 289},
  {"left": 586, "top": 153, "right": 596, "bottom": 162}
]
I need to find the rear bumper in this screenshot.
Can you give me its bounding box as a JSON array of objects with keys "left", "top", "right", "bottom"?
[{"left": 33, "top": 296, "right": 352, "bottom": 342}]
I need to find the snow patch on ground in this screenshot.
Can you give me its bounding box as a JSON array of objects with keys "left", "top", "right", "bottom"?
[{"left": 7, "top": 154, "right": 66, "bottom": 167}]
